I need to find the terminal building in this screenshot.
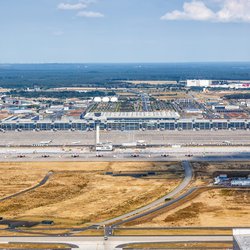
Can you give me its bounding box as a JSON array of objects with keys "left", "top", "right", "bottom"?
[{"left": 1, "top": 111, "right": 250, "bottom": 131}]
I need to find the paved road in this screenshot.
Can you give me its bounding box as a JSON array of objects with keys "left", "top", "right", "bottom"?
[
  {"left": 110, "top": 166, "right": 195, "bottom": 228},
  {"left": 0, "top": 171, "right": 53, "bottom": 203},
  {"left": 0, "top": 236, "right": 233, "bottom": 250},
  {"left": 97, "top": 161, "right": 192, "bottom": 226}
]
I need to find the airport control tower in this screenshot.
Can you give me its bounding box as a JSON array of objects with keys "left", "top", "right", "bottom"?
[
  {"left": 93, "top": 113, "right": 113, "bottom": 151},
  {"left": 95, "top": 120, "right": 100, "bottom": 145}
]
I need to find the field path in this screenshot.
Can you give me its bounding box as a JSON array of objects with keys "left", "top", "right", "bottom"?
[{"left": 0, "top": 171, "right": 53, "bottom": 203}]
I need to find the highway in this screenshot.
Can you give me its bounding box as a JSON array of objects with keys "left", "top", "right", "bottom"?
[
  {"left": 95, "top": 161, "right": 192, "bottom": 226},
  {"left": 0, "top": 236, "right": 233, "bottom": 249}
]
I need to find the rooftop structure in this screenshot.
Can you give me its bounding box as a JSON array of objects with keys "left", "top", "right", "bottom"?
[
  {"left": 214, "top": 175, "right": 250, "bottom": 187},
  {"left": 187, "top": 79, "right": 211, "bottom": 87},
  {"left": 233, "top": 228, "right": 250, "bottom": 250},
  {"left": 84, "top": 111, "right": 180, "bottom": 120},
  {"left": 1, "top": 117, "right": 250, "bottom": 131},
  {"left": 231, "top": 179, "right": 250, "bottom": 187},
  {"left": 186, "top": 80, "right": 250, "bottom": 89}
]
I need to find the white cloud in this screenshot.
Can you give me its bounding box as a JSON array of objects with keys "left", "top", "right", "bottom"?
[
  {"left": 161, "top": 0, "right": 250, "bottom": 22},
  {"left": 77, "top": 11, "right": 104, "bottom": 18},
  {"left": 58, "top": 2, "right": 87, "bottom": 10},
  {"left": 217, "top": 0, "right": 250, "bottom": 22},
  {"left": 57, "top": 0, "right": 103, "bottom": 19}
]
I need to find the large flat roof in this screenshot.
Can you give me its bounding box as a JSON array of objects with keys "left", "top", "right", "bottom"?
[
  {"left": 233, "top": 229, "right": 250, "bottom": 250},
  {"left": 84, "top": 111, "right": 180, "bottom": 120}
]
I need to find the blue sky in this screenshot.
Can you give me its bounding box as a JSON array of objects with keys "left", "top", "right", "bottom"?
[{"left": 0, "top": 0, "right": 250, "bottom": 63}]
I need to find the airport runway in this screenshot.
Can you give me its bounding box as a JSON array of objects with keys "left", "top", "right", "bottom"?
[
  {"left": 0, "top": 236, "right": 233, "bottom": 249},
  {"left": 1, "top": 130, "right": 250, "bottom": 146},
  {"left": 1, "top": 146, "right": 250, "bottom": 162}
]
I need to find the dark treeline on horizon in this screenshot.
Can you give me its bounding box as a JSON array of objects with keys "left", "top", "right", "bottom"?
[
  {"left": 0, "top": 62, "right": 250, "bottom": 89},
  {"left": 8, "top": 90, "right": 116, "bottom": 99}
]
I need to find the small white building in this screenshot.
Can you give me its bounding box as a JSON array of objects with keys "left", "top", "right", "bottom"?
[
  {"left": 187, "top": 79, "right": 211, "bottom": 87},
  {"left": 231, "top": 179, "right": 250, "bottom": 186},
  {"left": 225, "top": 105, "right": 240, "bottom": 110}
]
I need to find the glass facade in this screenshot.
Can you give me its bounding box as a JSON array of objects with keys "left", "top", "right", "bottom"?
[
  {"left": 212, "top": 122, "right": 228, "bottom": 130},
  {"left": 177, "top": 122, "right": 193, "bottom": 130},
  {"left": 1, "top": 119, "right": 250, "bottom": 131}
]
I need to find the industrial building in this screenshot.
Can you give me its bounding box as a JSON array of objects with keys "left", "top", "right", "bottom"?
[
  {"left": 186, "top": 79, "right": 211, "bottom": 87},
  {"left": 214, "top": 174, "right": 250, "bottom": 187},
  {"left": 186, "top": 79, "right": 250, "bottom": 89}
]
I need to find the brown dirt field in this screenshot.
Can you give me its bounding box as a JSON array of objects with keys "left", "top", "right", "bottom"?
[
  {"left": 0, "top": 161, "right": 180, "bottom": 172},
  {"left": 114, "top": 228, "right": 232, "bottom": 236},
  {"left": 0, "top": 243, "right": 68, "bottom": 249},
  {"left": 129, "top": 188, "right": 250, "bottom": 227},
  {"left": 0, "top": 230, "right": 43, "bottom": 236},
  {"left": 151, "top": 92, "right": 189, "bottom": 101},
  {"left": 0, "top": 228, "right": 70, "bottom": 236},
  {"left": 0, "top": 162, "right": 181, "bottom": 227},
  {"left": 124, "top": 242, "right": 232, "bottom": 249},
  {"left": 0, "top": 166, "right": 47, "bottom": 198}
]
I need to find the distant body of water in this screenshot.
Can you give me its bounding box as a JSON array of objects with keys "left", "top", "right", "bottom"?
[{"left": 0, "top": 62, "right": 250, "bottom": 88}]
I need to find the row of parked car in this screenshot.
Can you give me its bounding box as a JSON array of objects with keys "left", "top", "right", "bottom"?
[{"left": 17, "top": 154, "right": 80, "bottom": 158}]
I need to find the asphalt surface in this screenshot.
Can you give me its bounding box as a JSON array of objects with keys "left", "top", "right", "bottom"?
[
  {"left": 1, "top": 130, "right": 250, "bottom": 146},
  {"left": 112, "top": 187, "right": 204, "bottom": 228},
  {"left": 0, "top": 236, "right": 233, "bottom": 250},
  {"left": 110, "top": 162, "right": 193, "bottom": 228},
  {"left": 0, "top": 171, "right": 53, "bottom": 203},
  {"left": 2, "top": 146, "right": 250, "bottom": 162}
]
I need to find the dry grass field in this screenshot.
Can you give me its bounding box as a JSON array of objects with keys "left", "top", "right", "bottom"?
[
  {"left": 0, "top": 161, "right": 181, "bottom": 227},
  {"left": 114, "top": 228, "right": 232, "bottom": 236},
  {"left": 0, "top": 167, "right": 47, "bottom": 198},
  {"left": 0, "top": 243, "right": 68, "bottom": 249},
  {"left": 123, "top": 242, "right": 232, "bottom": 249},
  {"left": 125, "top": 162, "right": 250, "bottom": 227},
  {"left": 126, "top": 188, "right": 250, "bottom": 227},
  {"left": 151, "top": 91, "right": 189, "bottom": 101}
]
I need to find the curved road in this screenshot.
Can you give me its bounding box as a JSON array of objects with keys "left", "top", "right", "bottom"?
[
  {"left": 0, "top": 171, "right": 53, "bottom": 203},
  {"left": 95, "top": 161, "right": 192, "bottom": 226}
]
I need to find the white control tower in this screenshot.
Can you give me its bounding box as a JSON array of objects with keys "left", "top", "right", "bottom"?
[{"left": 96, "top": 123, "right": 100, "bottom": 145}]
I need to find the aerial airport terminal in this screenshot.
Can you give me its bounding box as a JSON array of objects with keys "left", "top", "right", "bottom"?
[
  {"left": 1, "top": 79, "right": 250, "bottom": 250},
  {"left": 2, "top": 79, "right": 250, "bottom": 132},
  {"left": 0, "top": 114, "right": 249, "bottom": 131},
  {"left": 1, "top": 0, "right": 250, "bottom": 247}
]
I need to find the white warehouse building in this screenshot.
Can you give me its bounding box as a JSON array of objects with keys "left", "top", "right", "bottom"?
[{"left": 187, "top": 79, "right": 211, "bottom": 87}]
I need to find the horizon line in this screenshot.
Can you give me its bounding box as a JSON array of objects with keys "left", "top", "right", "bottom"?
[{"left": 1, "top": 61, "right": 250, "bottom": 65}]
